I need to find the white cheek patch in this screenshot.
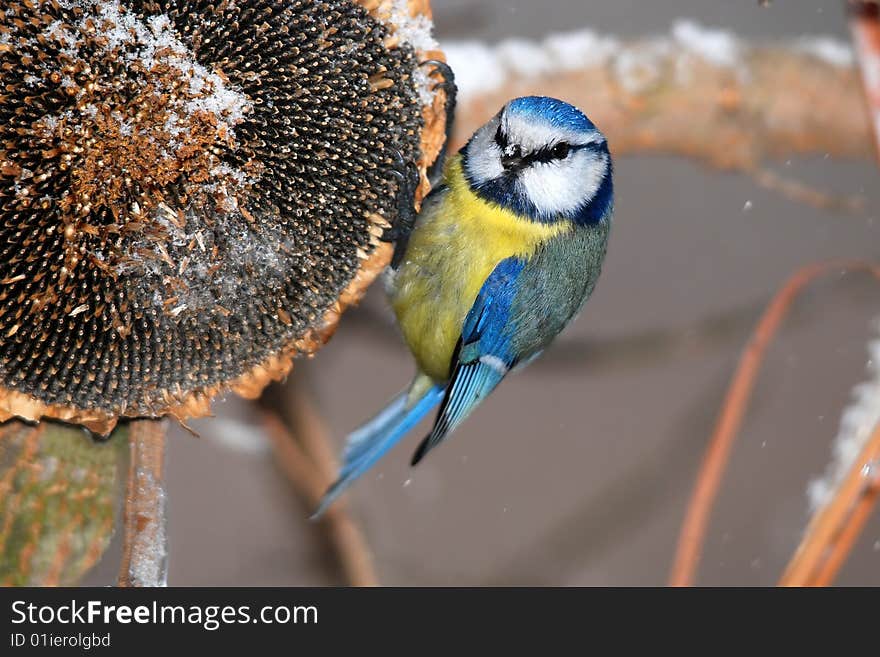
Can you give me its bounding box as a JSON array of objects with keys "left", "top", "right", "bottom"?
[
  {"left": 518, "top": 151, "right": 607, "bottom": 217},
  {"left": 464, "top": 120, "right": 505, "bottom": 186}
]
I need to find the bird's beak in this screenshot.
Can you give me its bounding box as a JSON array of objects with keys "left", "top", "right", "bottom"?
[{"left": 501, "top": 153, "right": 525, "bottom": 172}]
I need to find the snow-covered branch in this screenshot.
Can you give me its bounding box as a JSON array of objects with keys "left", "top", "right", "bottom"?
[{"left": 446, "top": 21, "right": 868, "bottom": 176}]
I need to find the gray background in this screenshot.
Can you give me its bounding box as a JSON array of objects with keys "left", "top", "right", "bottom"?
[{"left": 87, "top": 0, "right": 880, "bottom": 586}]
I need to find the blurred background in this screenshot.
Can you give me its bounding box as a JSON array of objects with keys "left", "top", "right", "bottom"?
[{"left": 86, "top": 0, "right": 880, "bottom": 586}]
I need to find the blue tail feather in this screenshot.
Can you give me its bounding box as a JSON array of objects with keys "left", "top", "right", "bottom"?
[
  {"left": 311, "top": 383, "right": 444, "bottom": 519},
  {"left": 339, "top": 390, "right": 408, "bottom": 474}
]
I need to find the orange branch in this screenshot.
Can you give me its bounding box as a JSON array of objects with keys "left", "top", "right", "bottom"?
[
  {"left": 779, "top": 421, "right": 880, "bottom": 586},
  {"left": 261, "top": 382, "right": 379, "bottom": 587},
  {"left": 773, "top": 1, "right": 880, "bottom": 587},
  {"left": 669, "top": 261, "right": 880, "bottom": 586},
  {"left": 284, "top": 376, "right": 343, "bottom": 492},
  {"left": 450, "top": 32, "right": 870, "bottom": 195},
  {"left": 808, "top": 483, "right": 880, "bottom": 586}
]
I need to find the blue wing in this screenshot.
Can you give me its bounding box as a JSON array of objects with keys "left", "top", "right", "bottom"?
[{"left": 411, "top": 257, "right": 526, "bottom": 465}]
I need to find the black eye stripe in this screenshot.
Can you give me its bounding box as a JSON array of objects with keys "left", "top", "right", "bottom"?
[
  {"left": 493, "top": 127, "right": 606, "bottom": 167},
  {"left": 494, "top": 124, "right": 507, "bottom": 149},
  {"left": 525, "top": 142, "right": 604, "bottom": 164},
  {"left": 531, "top": 143, "right": 575, "bottom": 163}
]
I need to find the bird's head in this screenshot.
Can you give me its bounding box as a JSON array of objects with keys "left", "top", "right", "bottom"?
[{"left": 461, "top": 96, "right": 613, "bottom": 225}]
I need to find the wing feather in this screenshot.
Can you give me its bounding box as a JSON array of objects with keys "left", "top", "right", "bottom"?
[{"left": 411, "top": 257, "right": 525, "bottom": 464}]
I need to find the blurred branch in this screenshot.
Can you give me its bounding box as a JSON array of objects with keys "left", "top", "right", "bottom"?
[
  {"left": 349, "top": 278, "right": 880, "bottom": 374},
  {"left": 779, "top": 421, "right": 880, "bottom": 586},
  {"left": 752, "top": 168, "right": 864, "bottom": 214},
  {"left": 448, "top": 26, "right": 868, "bottom": 211},
  {"left": 482, "top": 275, "right": 877, "bottom": 585},
  {"left": 810, "top": 484, "right": 879, "bottom": 585},
  {"left": 118, "top": 419, "right": 168, "bottom": 587},
  {"left": 850, "top": 1, "right": 880, "bottom": 161},
  {"left": 669, "top": 261, "right": 880, "bottom": 587},
  {"left": 483, "top": 386, "right": 718, "bottom": 585},
  {"left": 349, "top": 296, "right": 764, "bottom": 369},
  {"left": 261, "top": 377, "right": 378, "bottom": 587}
]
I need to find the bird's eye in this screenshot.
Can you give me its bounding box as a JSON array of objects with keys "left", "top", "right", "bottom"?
[
  {"left": 550, "top": 142, "right": 570, "bottom": 159},
  {"left": 494, "top": 124, "right": 507, "bottom": 149}
]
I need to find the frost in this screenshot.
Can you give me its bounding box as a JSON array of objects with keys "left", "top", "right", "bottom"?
[
  {"left": 42, "top": 20, "right": 78, "bottom": 49},
  {"left": 410, "top": 65, "right": 435, "bottom": 107},
  {"left": 671, "top": 19, "right": 742, "bottom": 68},
  {"left": 29, "top": 0, "right": 264, "bottom": 324},
  {"left": 442, "top": 42, "right": 506, "bottom": 100},
  {"left": 146, "top": 13, "right": 171, "bottom": 35},
  {"left": 127, "top": 468, "right": 168, "bottom": 588},
  {"left": 386, "top": 0, "right": 440, "bottom": 105},
  {"left": 807, "top": 319, "right": 880, "bottom": 511},
  {"left": 794, "top": 37, "right": 854, "bottom": 68},
  {"left": 496, "top": 38, "right": 556, "bottom": 78},
  {"left": 441, "top": 21, "right": 850, "bottom": 104},
  {"left": 117, "top": 118, "right": 133, "bottom": 137},
  {"left": 441, "top": 22, "right": 723, "bottom": 103},
  {"left": 444, "top": 29, "right": 620, "bottom": 101},
  {"left": 388, "top": 0, "right": 438, "bottom": 54},
  {"left": 210, "top": 162, "right": 252, "bottom": 188},
  {"left": 542, "top": 30, "right": 620, "bottom": 71},
  {"left": 205, "top": 418, "right": 271, "bottom": 455},
  {"left": 121, "top": 192, "right": 293, "bottom": 321},
  {"left": 50, "top": 0, "right": 251, "bottom": 135},
  {"left": 614, "top": 39, "right": 672, "bottom": 93}
]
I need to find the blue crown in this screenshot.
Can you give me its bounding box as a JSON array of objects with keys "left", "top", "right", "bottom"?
[{"left": 506, "top": 96, "right": 597, "bottom": 134}]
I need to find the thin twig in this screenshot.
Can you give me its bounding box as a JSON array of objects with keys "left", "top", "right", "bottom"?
[
  {"left": 284, "top": 375, "right": 342, "bottom": 487},
  {"left": 774, "top": 1, "right": 880, "bottom": 587},
  {"left": 117, "top": 419, "right": 168, "bottom": 587},
  {"left": 262, "top": 410, "right": 378, "bottom": 587},
  {"left": 779, "top": 421, "right": 880, "bottom": 586},
  {"left": 751, "top": 168, "right": 865, "bottom": 214},
  {"left": 669, "top": 260, "right": 880, "bottom": 586},
  {"left": 808, "top": 480, "right": 880, "bottom": 586},
  {"left": 262, "top": 412, "right": 326, "bottom": 500}
]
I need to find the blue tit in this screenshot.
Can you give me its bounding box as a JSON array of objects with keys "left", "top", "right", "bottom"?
[{"left": 313, "top": 96, "right": 613, "bottom": 517}]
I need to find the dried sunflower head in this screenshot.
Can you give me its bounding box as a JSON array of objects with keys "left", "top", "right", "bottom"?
[{"left": 0, "top": 0, "right": 449, "bottom": 433}]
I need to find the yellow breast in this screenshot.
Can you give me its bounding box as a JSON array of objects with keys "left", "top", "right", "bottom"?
[{"left": 388, "top": 155, "right": 568, "bottom": 381}]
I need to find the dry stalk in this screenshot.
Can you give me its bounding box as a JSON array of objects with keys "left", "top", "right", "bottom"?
[
  {"left": 262, "top": 409, "right": 378, "bottom": 587},
  {"left": 117, "top": 419, "right": 168, "bottom": 587},
  {"left": 669, "top": 261, "right": 880, "bottom": 586},
  {"left": 780, "top": 421, "right": 880, "bottom": 586},
  {"left": 771, "top": 1, "right": 880, "bottom": 586}
]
